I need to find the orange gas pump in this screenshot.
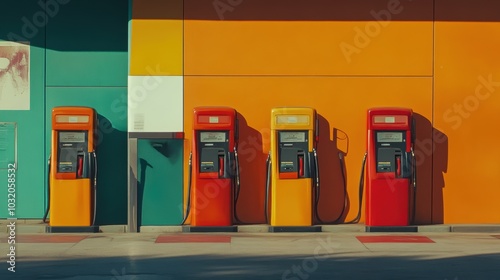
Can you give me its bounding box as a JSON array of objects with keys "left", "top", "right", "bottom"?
[
  {"left": 44, "top": 107, "right": 98, "bottom": 233},
  {"left": 183, "top": 107, "right": 239, "bottom": 232},
  {"left": 265, "top": 107, "right": 321, "bottom": 232}
]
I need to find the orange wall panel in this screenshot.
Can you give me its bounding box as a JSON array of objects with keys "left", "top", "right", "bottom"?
[
  {"left": 184, "top": 20, "right": 432, "bottom": 76},
  {"left": 434, "top": 22, "right": 500, "bottom": 224},
  {"left": 184, "top": 77, "right": 433, "bottom": 224},
  {"left": 184, "top": 0, "right": 433, "bottom": 76}
]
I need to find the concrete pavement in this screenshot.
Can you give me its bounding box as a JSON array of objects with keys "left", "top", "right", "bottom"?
[{"left": 1, "top": 230, "right": 500, "bottom": 280}]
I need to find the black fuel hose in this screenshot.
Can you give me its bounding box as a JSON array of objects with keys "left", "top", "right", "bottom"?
[
  {"left": 331, "top": 152, "right": 348, "bottom": 224},
  {"left": 233, "top": 147, "right": 243, "bottom": 224},
  {"left": 313, "top": 149, "right": 324, "bottom": 224},
  {"left": 264, "top": 153, "right": 271, "bottom": 224},
  {"left": 411, "top": 148, "right": 417, "bottom": 224},
  {"left": 181, "top": 152, "right": 193, "bottom": 225},
  {"left": 315, "top": 152, "right": 349, "bottom": 224},
  {"left": 344, "top": 152, "right": 367, "bottom": 224},
  {"left": 42, "top": 157, "right": 51, "bottom": 223}
]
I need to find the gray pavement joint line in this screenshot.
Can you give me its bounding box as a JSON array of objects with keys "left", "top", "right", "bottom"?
[
  {"left": 358, "top": 240, "right": 372, "bottom": 252},
  {"left": 61, "top": 236, "right": 89, "bottom": 255}
]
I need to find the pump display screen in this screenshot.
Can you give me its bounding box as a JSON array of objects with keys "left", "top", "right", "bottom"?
[
  {"left": 200, "top": 132, "right": 226, "bottom": 143},
  {"left": 377, "top": 132, "right": 403, "bottom": 143},
  {"left": 280, "top": 131, "right": 306, "bottom": 143},
  {"left": 59, "top": 132, "right": 86, "bottom": 143}
]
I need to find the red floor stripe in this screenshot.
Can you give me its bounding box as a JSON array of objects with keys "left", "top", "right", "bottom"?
[
  {"left": 1, "top": 235, "right": 88, "bottom": 243},
  {"left": 357, "top": 235, "right": 434, "bottom": 243},
  {"left": 156, "top": 235, "right": 231, "bottom": 243}
]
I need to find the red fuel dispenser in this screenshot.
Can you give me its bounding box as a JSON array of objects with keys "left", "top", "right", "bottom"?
[
  {"left": 185, "top": 107, "right": 239, "bottom": 230},
  {"left": 366, "top": 108, "right": 415, "bottom": 227}
]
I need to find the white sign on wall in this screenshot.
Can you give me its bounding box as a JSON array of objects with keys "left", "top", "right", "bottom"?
[{"left": 0, "top": 41, "right": 30, "bottom": 110}]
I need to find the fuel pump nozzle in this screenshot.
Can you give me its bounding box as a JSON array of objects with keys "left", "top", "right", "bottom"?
[{"left": 218, "top": 152, "right": 225, "bottom": 178}]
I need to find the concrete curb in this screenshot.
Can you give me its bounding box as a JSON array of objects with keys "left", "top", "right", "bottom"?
[
  {"left": 99, "top": 225, "right": 127, "bottom": 233},
  {"left": 417, "top": 225, "right": 451, "bottom": 232},
  {"left": 450, "top": 224, "right": 500, "bottom": 233},
  {"left": 322, "top": 225, "right": 365, "bottom": 232},
  {"left": 139, "top": 226, "right": 183, "bottom": 233},
  {"left": 238, "top": 225, "right": 269, "bottom": 233}
]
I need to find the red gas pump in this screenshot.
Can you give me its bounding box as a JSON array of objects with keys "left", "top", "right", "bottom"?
[
  {"left": 365, "top": 108, "right": 416, "bottom": 229},
  {"left": 184, "top": 107, "right": 239, "bottom": 231}
]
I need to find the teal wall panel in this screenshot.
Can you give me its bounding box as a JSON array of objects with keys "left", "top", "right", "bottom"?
[
  {"left": 138, "top": 139, "right": 184, "bottom": 226},
  {"left": 0, "top": 0, "right": 47, "bottom": 218},
  {"left": 1, "top": 0, "right": 128, "bottom": 222},
  {"left": 45, "top": 87, "right": 128, "bottom": 225},
  {"left": 46, "top": 0, "right": 128, "bottom": 87}
]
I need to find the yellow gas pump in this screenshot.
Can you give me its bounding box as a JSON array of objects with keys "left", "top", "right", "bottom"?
[
  {"left": 44, "top": 106, "right": 98, "bottom": 232},
  {"left": 267, "top": 107, "right": 320, "bottom": 232}
]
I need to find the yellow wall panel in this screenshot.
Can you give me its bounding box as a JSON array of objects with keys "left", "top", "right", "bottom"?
[
  {"left": 434, "top": 21, "right": 500, "bottom": 224},
  {"left": 184, "top": 77, "right": 433, "bottom": 224},
  {"left": 184, "top": 20, "right": 432, "bottom": 76},
  {"left": 130, "top": 20, "right": 183, "bottom": 76}
]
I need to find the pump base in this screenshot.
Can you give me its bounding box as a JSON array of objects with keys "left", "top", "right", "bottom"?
[
  {"left": 365, "top": 226, "right": 418, "bottom": 233},
  {"left": 46, "top": 226, "right": 100, "bottom": 233},
  {"left": 183, "top": 226, "right": 238, "bottom": 233},
  {"left": 269, "top": 226, "right": 322, "bottom": 233}
]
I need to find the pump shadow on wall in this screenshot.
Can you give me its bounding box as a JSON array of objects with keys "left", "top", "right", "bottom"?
[
  {"left": 234, "top": 112, "right": 267, "bottom": 224},
  {"left": 431, "top": 127, "right": 447, "bottom": 225},
  {"left": 136, "top": 158, "right": 153, "bottom": 228},
  {"left": 94, "top": 114, "right": 128, "bottom": 225},
  {"left": 412, "top": 113, "right": 447, "bottom": 225},
  {"left": 315, "top": 114, "right": 350, "bottom": 224},
  {"left": 431, "top": 127, "right": 447, "bottom": 224}
]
